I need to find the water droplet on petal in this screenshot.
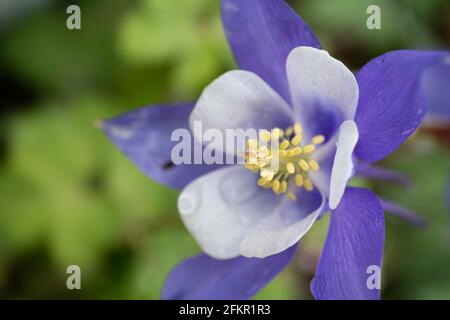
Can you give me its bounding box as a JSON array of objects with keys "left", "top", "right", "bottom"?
[{"left": 178, "top": 188, "right": 200, "bottom": 216}]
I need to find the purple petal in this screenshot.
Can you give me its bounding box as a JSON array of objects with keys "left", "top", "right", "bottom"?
[
  {"left": 354, "top": 50, "right": 449, "bottom": 163},
  {"left": 379, "top": 198, "right": 428, "bottom": 229},
  {"left": 162, "top": 244, "right": 297, "bottom": 300},
  {"left": 294, "top": 99, "right": 342, "bottom": 142},
  {"left": 355, "top": 162, "right": 412, "bottom": 188},
  {"left": 422, "top": 56, "right": 450, "bottom": 126},
  {"left": 311, "top": 187, "right": 384, "bottom": 300},
  {"left": 221, "top": 0, "right": 320, "bottom": 103},
  {"left": 102, "top": 103, "right": 221, "bottom": 189}
]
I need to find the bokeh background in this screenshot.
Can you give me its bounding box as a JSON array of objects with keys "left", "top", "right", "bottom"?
[{"left": 0, "top": 0, "right": 449, "bottom": 299}]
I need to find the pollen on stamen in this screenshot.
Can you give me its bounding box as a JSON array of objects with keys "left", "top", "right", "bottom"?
[
  {"left": 291, "top": 147, "right": 302, "bottom": 155},
  {"left": 279, "top": 181, "right": 287, "bottom": 193},
  {"left": 280, "top": 140, "right": 290, "bottom": 150},
  {"left": 291, "top": 134, "right": 302, "bottom": 146},
  {"left": 309, "top": 159, "right": 320, "bottom": 171},
  {"left": 299, "top": 159, "right": 309, "bottom": 171},
  {"left": 312, "top": 135, "right": 325, "bottom": 145},
  {"left": 243, "top": 122, "right": 324, "bottom": 201},
  {"left": 285, "top": 149, "right": 294, "bottom": 157},
  {"left": 244, "top": 163, "right": 253, "bottom": 170},
  {"left": 247, "top": 139, "right": 258, "bottom": 149},
  {"left": 272, "top": 180, "right": 280, "bottom": 193},
  {"left": 271, "top": 128, "right": 283, "bottom": 140},
  {"left": 286, "top": 162, "right": 295, "bottom": 174},
  {"left": 285, "top": 127, "right": 293, "bottom": 137},
  {"left": 257, "top": 177, "right": 268, "bottom": 186},
  {"left": 260, "top": 130, "right": 271, "bottom": 143},
  {"left": 295, "top": 174, "right": 304, "bottom": 187},
  {"left": 303, "top": 144, "right": 315, "bottom": 154},
  {"left": 261, "top": 169, "right": 275, "bottom": 181},
  {"left": 304, "top": 179, "right": 314, "bottom": 192}
]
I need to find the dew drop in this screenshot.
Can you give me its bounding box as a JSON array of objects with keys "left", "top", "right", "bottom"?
[
  {"left": 178, "top": 188, "right": 200, "bottom": 216},
  {"left": 219, "top": 171, "right": 258, "bottom": 205}
]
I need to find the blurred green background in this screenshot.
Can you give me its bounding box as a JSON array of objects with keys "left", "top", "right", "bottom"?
[{"left": 0, "top": 0, "right": 449, "bottom": 299}]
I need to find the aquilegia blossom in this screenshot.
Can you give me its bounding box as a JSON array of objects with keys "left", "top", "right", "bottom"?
[{"left": 102, "top": 0, "right": 449, "bottom": 300}]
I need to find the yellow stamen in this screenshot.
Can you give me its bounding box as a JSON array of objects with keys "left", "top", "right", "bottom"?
[
  {"left": 304, "top": 179, "right": 314, "bottom": 191},
  {"left": 303, "top": 144, "right": 316, "bottom": 154},
  {"left": 261, "top": 169, "right": 275, "bottom": 181},
  {"left": 271, "top": 128, "right": 283, "bottom": 140},
  {"left": 285, "top": 149, "right": 294, "bottom": 157},
  {"left": 285, "top": 127, "right": 293, "bottom": 137},
  {"left": 286, "top": 162, "right": 295, "bottom": 174},
  {"left": 299, "top": 159, "right": 310, "bottom": 171},
  {"left": 244, "top": 122, "right": 324, "bottom": 200},
  {"left": 259, "top": 130, "right": 271, "bottom": 143},
  {"left": 257, "top": 177, "right": 268, "bottom": 186},
  {"left": 291, "top": 147, "right": 302, "bottom": 155},
  {"left": 272, "top": 180, "right": 280, "bottom": 193},
  {"left": 280, "top": 140, "right": 290, "bottom": 150},
  {"left": 294, "top": 123, "right": 303, "bottom": 135},
  {"left": 279, "top": 181, "right": 287, "bottom": 193},
  {"left": 295, "top": 174, "right": 304, "bottom": 187},
  {"left": 312, "top": 135, "right": 325, "bottom": 145},
  {"left": 309, "top": 159, "right": 320, "bottom": 171},
  {"left": 244, "top": 163, "right": 255, "bottom": 170},
  {"left": 247, "top": 139, "right": 258, "bottom": 149},
  {"left": 291, "top": 134, "right": 302, "bottom": 146},
  {"left": 287, "top": 192, "right": 297, "bottom": 201}
]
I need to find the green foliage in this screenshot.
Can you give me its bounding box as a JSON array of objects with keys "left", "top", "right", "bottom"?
[{"left": 118, "top": 0, "right": 233, "bottom": 97}]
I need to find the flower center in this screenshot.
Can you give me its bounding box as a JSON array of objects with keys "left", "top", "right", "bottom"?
[{"left": 243, "top": 123, "right": 325, "bottom": 201}]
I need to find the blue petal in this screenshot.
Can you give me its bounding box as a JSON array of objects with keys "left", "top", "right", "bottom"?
[
  {"left": 162, "top": 244, "right": 297, "bottom": 300},
  {"left": 379, "top": 197, "right": 428, "bottom": 229},
  {"left": 422, "top": 57, "right": 450, "bottom": 125},
  {"left": 354, "top": 50, "right": 449, "bottom": 163},
  {"left": 102, "top": 103, "right": 221, "bottom": 189},
  {"left": 221, "top": 0, "right": 320, "bottom": 103},
  {"left": 311, "top": 187, "right": 384, "bottom": 300},
  {"left": 355, "top": 162, "right": 412, "bottom": 188}
]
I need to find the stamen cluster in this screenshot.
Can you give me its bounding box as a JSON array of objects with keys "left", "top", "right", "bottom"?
[{"left": 244, "top": 123, "right": 325, "bottom": 201}]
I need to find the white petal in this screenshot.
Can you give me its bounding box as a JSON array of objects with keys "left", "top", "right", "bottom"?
[
  {"left": 189, "top": 70, "right": 293, "bottom": 156},
  {"left": 177, "top": 165, "right": 283, "bottom": 259},
  {"left": 239, "top": 189, "right": 326, "bottom": 258},
  {"left": 329, "top": 120, "right": 359, "bottom": 209},
  {"left": 287, "top": 46, "right": 359, "bottom": 127},
  {"left": 309, "top": 134, "right": 338, "bottom": 197}
]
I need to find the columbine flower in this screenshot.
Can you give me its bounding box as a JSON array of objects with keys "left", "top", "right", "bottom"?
[{"left": 102, "top": 0, "right": 449, "bottom": 300}]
